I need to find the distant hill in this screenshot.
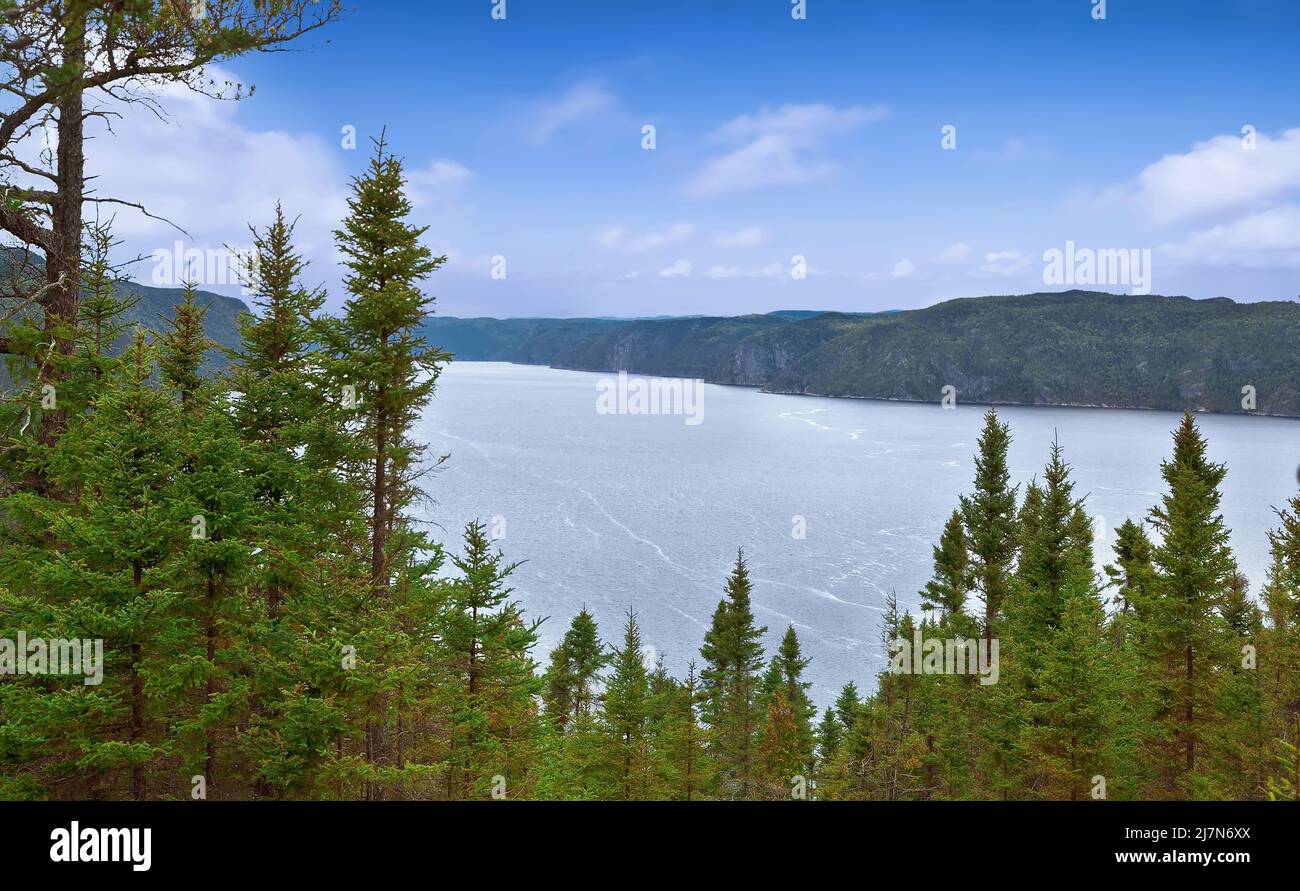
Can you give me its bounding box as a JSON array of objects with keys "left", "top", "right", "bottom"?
[
  {"left": 422, "top": 292, "right": 1300, "bottom": 417},
  {"left": 0, "top": 251, "right": 248, "bottom": 390},
  {"left": 9, "top": 279, "right": 1300, "bottom": 417}
]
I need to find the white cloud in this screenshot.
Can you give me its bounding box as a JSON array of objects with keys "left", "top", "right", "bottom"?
[
  {"left": 1161, "top": 205, "right": 1300, "bottom": 268},
  {"left": 892, "top": 258, "right": 916, "bottom": 278},
  {"left": 975, "top": 137, "right": 1029, "bottom": 163},
  {"left": 706, "top": 263, "right": 783, "bottom": 280},
  {"left": 408, "top": 159, "right": 474, "bottom": 207},
  {"left": 597, "top": 222, "right": 694, "bottom": 253},
  {"left": 63, "top": 64, "right": 351, "bottom": 294},
  {"left": 1095, "top": 127, "right": 1300, "bottom": 226},
  {"left": 981, "top": 250, "right": 1030, "bottom": 275},
  {"left": 711, "top": 103, "right": 887, "bottom": 143},
  {"left": 687, "top": 135, "right": 834, "bottom": 196},
  {"left": 528, "top": 80, "right": 616, "bottom": 145},
  {"left": 938, "top": 242, "right": 973, "bottom": 263},
  {"left": 1074, "top": 127, "right": 1300, "bottom": 273},
  {"left": 686, "top": 102, "right": 888, "bottom": 197},
  {"left": 659, "top": 259, "right": 693, "bottom": 278},
  {"left": 715, "top": 226, "right": 767, "bottom": 247}
]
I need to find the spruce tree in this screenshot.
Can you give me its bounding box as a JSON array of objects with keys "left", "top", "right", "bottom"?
[
  {"left": 0, "top": 332, "right": 189, "bottom": 799},
  {"left": 959, "top": 408, "right": 1020, "bottom": 640},
  {"left": 1262, "top": 496, "right": 1300, "bottom": 799},
  {"left": 999, "top": 439, "right": 1103, "bottom": 799},
  {"left": 1104, "top": 519, "right": 1157, "bottom": 644},
  {"left": 77, "top": 218, "right": 138, "bottom": 372},
  {"left": 166, "top": 400, "right": 257, "bottom": 797},
  {"left": 815, "top": 706, "right": 844, "bottom": 769},
  {"left": 922, "top": 510, "right": 972, "bottom": 619},
  {"left": 771, "top": 625, "right": 816, "bottom": 770},
  {"left": 331, "top": 133, "right": 450, "bottom": 599},
  {"left": 158, "top": 281, "right": 211, "bottom": 408},
  {"left": 656, "top": 661, "right": 708, "bottom": 800},
  {"left": 834, "top": 681, "right": 861, "bottom": 734},
  {"left": 226, "top": 206, "right": 365, "bottom": 798},
  {"left": 1008, "top": 440, "right": 1092, "bottom": 674},
  {"left": 1022, "top": 578, "right": 1118, "bottom": 800},
  {"left": 700, "top": 548, "right": 767, "bottom": 798},
  {"left": 1145, "top": 412, "right": 1237, "bottom": 798},
  {"left": 542, "top": 607, "right": 606, "bottom": 731},
  {"left": 601, "top": 609, "right": 651, "bottom": 800},
  {"left": 329, "top": 134, "right": 452, "bottom": 794},
  {"left": 438, "top": 521, "right": 542, "bottom": 799}
]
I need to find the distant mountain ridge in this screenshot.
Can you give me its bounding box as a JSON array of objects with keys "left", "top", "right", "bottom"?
[
  {"left": 423, "top": 293, "right": 1300, "bottom": 417},
  {"left": 0, "top": 251, "right": 248, "bottom": 389},
  {"left": 8, "top": 280, "right": 1300, "bottom": 418}
]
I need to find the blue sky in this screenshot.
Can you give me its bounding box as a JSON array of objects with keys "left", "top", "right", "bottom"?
[{"left": 83, "top": 0, "right": 1300, "bottom": 316}]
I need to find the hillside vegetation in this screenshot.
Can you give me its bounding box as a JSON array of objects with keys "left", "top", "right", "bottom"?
[{"left": 424, "top": 292, "right": 1300, "bottom": 416}]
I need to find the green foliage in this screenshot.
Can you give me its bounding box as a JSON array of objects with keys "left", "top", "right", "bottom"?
[
  {"left": 600, "top": 609, "right": 651, "bottom": 800},
  {"left": 422, "top": 292, "right": 1300, "bottom": 416},
  {"left": 1, "top": 128, "right": 1292, "bottom": 803},
  {"left": 699, "top": 549, "right": 767, "bottom": 799},
  {"left": 542, "top": 608, "right": 606, "bottom": 732},
  {"left": 960, "top": 408, "right": 1019, "bottom": 637},
  {"left": 1143, "top": 412, "right": 1240, "bottom": 798}
]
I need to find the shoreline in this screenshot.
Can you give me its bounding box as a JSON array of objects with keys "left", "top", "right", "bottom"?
[{"left": 447, "top": 359, "right": 1300, "bottom": 422}]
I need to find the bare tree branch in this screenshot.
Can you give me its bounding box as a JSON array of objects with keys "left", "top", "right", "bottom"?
[{"left": 84, "top": 196, "right": 189, "bottom": 236}]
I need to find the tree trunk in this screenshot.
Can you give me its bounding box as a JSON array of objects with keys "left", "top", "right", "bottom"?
[
  {"left": 1185, "top": 644, "right": 1195, "bottom": 773},
  {"left": 40, "top": 12, "right": 88, "bottom": 446},
  {"left": 370, "top": 402, "right": 387, "bottom": 595},
  {"left": 131, "top": 560, "right": 145, "bottom": 800},
  {"left": 205, "top": 573, "right": 217, "bottom": 795}
]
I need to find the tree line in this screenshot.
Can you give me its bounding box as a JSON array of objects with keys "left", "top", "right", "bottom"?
[{"left": 2, "top": 133, "right": 1298, "bottom": 800}]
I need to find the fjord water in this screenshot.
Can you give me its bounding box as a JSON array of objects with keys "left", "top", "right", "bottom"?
[{"left": 420, "top": 361, "right": 1299, "bottom": 707}]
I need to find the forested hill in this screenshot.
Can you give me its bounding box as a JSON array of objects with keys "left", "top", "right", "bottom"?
[
  {"left": 424, "top": 292, "right": 1300, "bottom": 417},
  {"left": 0, "top": 250, "right": 247, "bottom": 388}
]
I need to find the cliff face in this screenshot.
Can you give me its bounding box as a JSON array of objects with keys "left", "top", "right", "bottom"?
[
  {"left": 718, "top": 337, "right": 795, "bottom": 386},
  {"left": 421, "top": 292, "right": 1300, "bottom": 417},
  {"left": 761, "top": 292, "right": 1300, "bottom": 415}
]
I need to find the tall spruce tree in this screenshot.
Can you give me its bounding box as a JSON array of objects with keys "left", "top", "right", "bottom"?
[
  {"left": 329, "top": 134, "right": 452, "bottom": 795},
  {"left": 997, "top": 440, "right": 1108, "bottom": 799},
  {"left": 226, "top": 206, "right": 368, "bottom": 798},
  {"left": 331, "top": 133, "right": 450, "bottom": 599},
  {"left": 1145, "top": 412, "right": 1238, "bottom": 798},
  {"left": 601, "top": 609, "right": 651, "bottom": 800},
  {"left": 438, "top": 521, "right": 542, "bottom": 799},
  {"left": 960, "top": 408, "right": 1020, "bottom": 640},
  {"left": 700, "top": 549, "right": 767, "bottom": 799},
  {"left": 770, "top": 625, "right": 816, "bottom": 770}
]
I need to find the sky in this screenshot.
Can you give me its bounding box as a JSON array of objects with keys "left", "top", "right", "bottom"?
[{"left": 70, "top": 0, "right": 1300, "bottom": 317}]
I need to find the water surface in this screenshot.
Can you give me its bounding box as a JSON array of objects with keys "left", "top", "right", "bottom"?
[{"left": 419, "top": 362, "right": 1299, "bottom": 707}]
